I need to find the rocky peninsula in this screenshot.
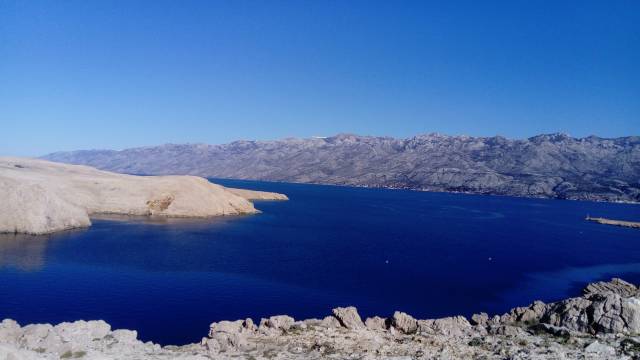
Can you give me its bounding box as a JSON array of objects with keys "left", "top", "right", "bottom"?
[
  {"left": 1, "top": 278, "right": 639, "bottom": 359},
  {"left": 0, "top": 157, "right": 287, "bottom": 235},
  {"left": 586, "top": 217, "right": 640, "bottom": 229}
]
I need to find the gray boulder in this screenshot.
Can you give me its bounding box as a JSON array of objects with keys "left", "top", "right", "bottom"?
[
  {"left": 209, "top": 320, "right": 245, "bottom": 337},
  {"left": 320, "top": 315, "right": 341, "bottom": 328},
  {"left": 112, "top": 329, "right": 138, "bottom": 345},
  {"left": 418, "top": 316, "right": 471, "bottom": 336},
  {"left": 207, "top": 318, "right": 260, "bottom": 353},
  {"left": 332, "top": 307, "right": 365, "bottom": 330},
  {"left": 54, "top": 320, "right": 111, "bottom": 345},
  {"left": 537, "top": 279, "right": 640, "bottom": 335},
  {"left": 18, "top": 324, "right": 63, "bottom": 353},
  {"left": 621, "top": 297, "right": 640, "bottom": 334},
  {"left": 259, "top": 315, "right": 295, "bottom": 332},
  {"left": 487, "top": 324, "right": 527, "bottom": 337},
  {"left": 583, "top": 278, "right": 638, "bottom": 297},
  {"left": 365, "top": 316, "right": 387, "bottom": 331},
  {"left": 391, "top": 311, "right": 418, "bottom": 334},
  {"left": 0, "top": 320, "right": 21, "bottom": 344},
  {"left": 243, "top": 318, "right": 257, "bottom": 332},
  {"left": 542, "top": 296, "right": 592, "bottom": 332},
  {"left": 584, "top": 341, "right": 616, "bottom": 356},
  {"left": 470, "top": 312, "right": 489, "bottom": 326}
]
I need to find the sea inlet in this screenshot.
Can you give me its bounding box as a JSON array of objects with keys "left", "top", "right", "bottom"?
[{"left": 1, "top": 179, "right": 639, "bottom": 345}]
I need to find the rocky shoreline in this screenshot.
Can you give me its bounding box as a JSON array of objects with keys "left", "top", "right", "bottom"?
[
  {"left": 0, "top": 157, "right": 287, "bottom": 235},
  {"left": 1, "top": 278, "right": 639, "bottom": 359},
  {"left": 586, "top": 217, "right": 640, "bottom": 229}
]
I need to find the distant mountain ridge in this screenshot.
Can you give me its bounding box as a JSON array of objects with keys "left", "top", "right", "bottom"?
[{"left": 42, "top": 133, "right": 640, "bottom": 202}]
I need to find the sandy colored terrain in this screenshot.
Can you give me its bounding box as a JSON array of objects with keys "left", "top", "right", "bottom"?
[
  {"left": 0, "top": 157, "right": 287, "bottom": 235},
  {"left": 586, "top": 216, "right": 640, "bottom": 229}
]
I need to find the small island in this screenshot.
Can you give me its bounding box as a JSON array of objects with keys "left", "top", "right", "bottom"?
[
  {"left": 586, "top": 216, "right": 640, "bottom": 229},
  {"left": 0, "top": 157, "right": 287, "bottom": 235}
]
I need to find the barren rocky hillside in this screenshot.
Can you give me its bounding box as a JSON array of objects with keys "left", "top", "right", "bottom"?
[
  {"left": 43, "top": 133, "right": 640, "bottom": 202},
  {"left": 0, "top": 157, "right": 287, "bottom": 235}
]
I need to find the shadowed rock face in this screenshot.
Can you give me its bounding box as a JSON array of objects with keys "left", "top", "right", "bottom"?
[
  {"left": 43, "top": 133, "right": 640, "bottom": 202},
  {"left": 1, "top": 278, "right": 639, "bottom": 359}
]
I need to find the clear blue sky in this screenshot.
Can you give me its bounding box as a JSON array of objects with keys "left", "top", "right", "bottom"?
[{"left": 1, "top": 0, "right": 638, "bottom": 156}]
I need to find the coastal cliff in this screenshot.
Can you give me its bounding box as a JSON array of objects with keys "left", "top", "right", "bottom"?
[
  {"left": 0, "top": 157, "right": 287, "bottom": 235},
  {"left": 1, "top": 278, "right": 639, "bottom": 359}
]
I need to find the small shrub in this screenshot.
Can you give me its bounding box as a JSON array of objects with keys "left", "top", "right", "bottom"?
[
  {"left": 518, "top": 339, "right": 528, "bottom": 346},
  {"left": 61, "top": 350, "right": 87, "bottom": 359},
  {"left": 621, "top": 338, "right": 640, "bottom": 356}
]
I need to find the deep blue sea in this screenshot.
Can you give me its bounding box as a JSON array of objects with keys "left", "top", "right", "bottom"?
[{"left": 1, "top": 180, "right": 639, "bottom": 345}]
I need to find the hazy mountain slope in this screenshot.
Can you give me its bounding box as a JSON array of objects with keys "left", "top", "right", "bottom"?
[{"left": 43, "top": 133, "right": 640, "bottom": 202}]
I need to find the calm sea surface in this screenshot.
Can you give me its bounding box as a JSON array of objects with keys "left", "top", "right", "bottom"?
[{"left": 1, "top": 179, "right": 639, "bottom": 345}]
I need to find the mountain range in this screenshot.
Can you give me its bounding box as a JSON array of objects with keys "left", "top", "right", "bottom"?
[{"left": 42, "top": 133, "right": 640, "bottom": 202}]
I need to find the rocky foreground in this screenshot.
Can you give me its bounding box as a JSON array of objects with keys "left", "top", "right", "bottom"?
[
  {"left": 0, "top": 157, "right": 287, "bottom": 235},
  {"left": 43, "top": 133, "right": 640, "bottom": 203},
  {"left": 1, "top": 279, "right": 640, "bottom": 359}
]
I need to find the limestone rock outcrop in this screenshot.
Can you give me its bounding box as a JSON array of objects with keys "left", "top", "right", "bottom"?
[
  {"left": 0, "top": 157, "right": 287, "bottom": 235},
  {"left": 583, "top": 278, "right": 639, "bottom": 297},
  {"left": 331, "top": 306, "right": 365, "bottom": 330},
  {"left": 364, "top": 316, "right": 386, "bottom": 331},
  {"left": 1, "top": 278, "right": 640, "bottom": 359},
  {"left": 390, "top": 311, "right": 418, "bottom": 334},
  {"left": 542, "top": 291, "right": 640, "bottom": 335}
]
